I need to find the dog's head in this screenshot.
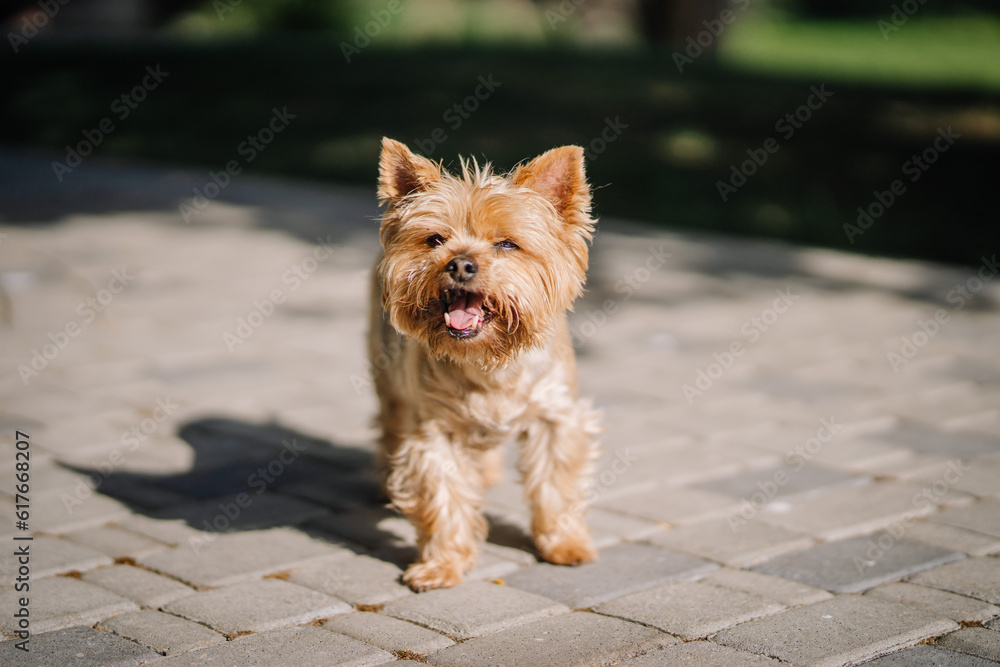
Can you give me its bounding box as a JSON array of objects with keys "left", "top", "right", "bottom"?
[{"left": 376, "top": 138, "right": 596, "bottom": 369}]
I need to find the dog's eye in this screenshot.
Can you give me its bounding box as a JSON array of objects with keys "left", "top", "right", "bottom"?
[
  {"left": 495, "top": 239, "right": 520, "bottom": 251},
  {"left": 426, "top": 234, "right": 446, "bottom": 248}
]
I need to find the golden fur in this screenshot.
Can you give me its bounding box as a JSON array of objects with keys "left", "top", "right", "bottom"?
[{"left": 370, "top": 138, "right": 600, "bottom": 591}]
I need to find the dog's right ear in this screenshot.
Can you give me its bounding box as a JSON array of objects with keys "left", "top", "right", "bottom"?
[{"left": 378, "top": 138, "right": 441, "bottom": 206}]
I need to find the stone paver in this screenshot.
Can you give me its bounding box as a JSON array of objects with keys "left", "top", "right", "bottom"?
[
  {"left": 139, "top": 527, "right": 353, "bottom": 588},
  {"left": 617, "top": 640, "right": 785, "bottom": 666},
  {"left": 645, "top": 517, "right": 816, "bottom": 567},
  {"left": 594, "top": 579, "right": 785, "bottom": 640},
  {"left": 910, "top": 557, "right": 1000, "bottom": 604},
  {"left": 383, "top": 580, "right": 568, "bottom": 639},
  {"left": 427, "top": 611, "right": 678, "bottom": 666},
  {"left": 0, "top": 625, "right": 159, "bottom": 666},
  {"left": 163, "top": 579, "right": 352, "bottom": 634},
  {"left": 937, "top": 627, "right": 1000, "bottom": 662},
  {"left": 712, "top": 595, "right": 958, "bottom": 666},
  {"left": 865, "top": 582, "right": 1000, "bottom": 623},
  {"left": 6, "top": 153, "right": 1000, "bottom": 665},
  {"left": 98, "top": 609, "right": 226, "bottom": 655},
  {"left": 860, "top": 645, "right": 1000, "bottom": 666},
  {"left": 288, "top": 552, "right": 412, "bottom": 607},
  {"left": 0, "top": 576, "right": 138, "bottom": 634},
  {"left": 0, "top": 534, "right": 111, "bottom": 579},
  {"left": 152, "top": 625, "right": 395, "bottom": 666},
  {"left": 322, "top": 611, "right": 455, "bottom": 654},
  {"left": 752, "top": 533, "right": 964, "bottom": 593},
  {"left": 504, "top": 542, "right": 717, "bottom": 608},
  {"left": 63, "top": 524, "right": 173, "bottom": 560},
  {"left": 701, "top": 568, "right": 834, "bottom": 606},
  {"left": 82, "top": 564, "right": 197, "bottom": 608}
]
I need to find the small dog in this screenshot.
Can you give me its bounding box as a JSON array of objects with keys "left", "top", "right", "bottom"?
[{"left": 370, "top": 138, "right": 601, "bottom": 591}]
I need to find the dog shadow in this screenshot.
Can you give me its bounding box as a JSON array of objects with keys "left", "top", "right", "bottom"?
[{"left": 65, "top": 416, "right": 538, "bottom": 568}]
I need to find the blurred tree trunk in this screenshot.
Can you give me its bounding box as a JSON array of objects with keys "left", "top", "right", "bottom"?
[{"left": 637, "top": 0, "right": 730, "bottom": 50}]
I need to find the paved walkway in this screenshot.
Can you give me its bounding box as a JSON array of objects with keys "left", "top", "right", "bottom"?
[{"left": 1, "top": 150, "right": 999, "bottom": 666}]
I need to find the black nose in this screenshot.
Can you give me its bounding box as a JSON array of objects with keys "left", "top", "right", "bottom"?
[{"left": 445, "top": 256, "right": 478, "bottom": 282}]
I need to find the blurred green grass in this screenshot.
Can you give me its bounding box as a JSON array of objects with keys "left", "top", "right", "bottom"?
[{"left": 2, "top": 10, "right": 998, "bottom": 266}]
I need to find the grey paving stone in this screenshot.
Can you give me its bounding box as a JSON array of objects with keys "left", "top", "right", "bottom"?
[
  {"left": 756, "top": 481, "right": 961, "bottom": 540},
  {"left": 712, "top": 595, "right": 958, "bottom": 667},
  {"left": 467, "top": 542, "right": 537, "bottom": 581},
  {"left": 118, "top": 514, "right": 220, "bottom": 547},
  {"left": 152, "top": 491, "right": 328, "bottom": 532},
  {"left": 930, "top": 501, "right": 1000, "bottom": 539},
  {"left": 308, "top": 507, "right": 417, "bottom": 550},
  {"left": 288, "top": 553, "right": 412, "bottom": 607},
  {"left": 645, "top": 517, "right": 815, "bottom": 568},
  {"left": 63, "top": 524, "right": 172, "bottom": 560},
  {"left": 860, "top": 645, "right": 1000, "bottom": 666},
  {"left": 31, "top": 488, "right": 132, "bottom": 533},
  {"left": 585, "top": 507, "right": 665, "bottom": 546},
  {"left": 152, "top": 625, "right": 395, "bottom": 666},
  {"left": 617, "top": 641, "right": 785, "bottom": 666},
  {"left": 0, "top": 625, "right": 159, "bottom": 666},
  {"left": 865, "top": 582, "right": 1000, "bottom": 624},
  {"left": 82, "top": 564, "right": 196, "bottom": 608},
  {"left": 504, "top": 542, "right": 717, "bottom": 608},
  {"left": 907, "top": 521, "right": 1000, "bottom": 557},
  {"left": 910, "top": 557, "right": 1000, "bottom": 604},
  {"left": 139, "top": 527, "right": 353, "bottom": 588},
  {"left": 383, "top": 580, "right": 568, "bottom": 639},
  {"left": 937, "top": 627, "right": 1000, "bottom": 662},
  {"left": 98, "top": 609, "right": 225, "bottom": 656},
  {"left": 322, "top": 611, "right": 455, "bottom": 654},
  {"left": 862, "top": 424, "right": 1000, "bottom": 460},
  {"left": 163, "top": 579, "right": 352, "bottom": 634},
  {"left": 595, "top": 484, "right": 739, "bottom": 525},
  {"left": 701, "top": 568, "right": 834, "bottom": 606},
  {"left": 753, "top": 533, "right": 964, "bottom": 593},
  {"left": 0, "top": 576, "right": 138, "bottom": 634},
  {"left": 427, "top": 611, "right": 678, "bottom": 666},
  {"left": 0, "top": 535, "right": 111, "bottom": 580},
  {"left": 696, "top": 463, "right": 858, "bottom": 501},
  {"left": 594, "top": 579, "right": 785, "bottom": 640}
]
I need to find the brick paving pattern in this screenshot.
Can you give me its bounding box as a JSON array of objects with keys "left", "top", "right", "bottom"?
[{"left": 1, "top": 152, "right": 999, "bottom": 664}]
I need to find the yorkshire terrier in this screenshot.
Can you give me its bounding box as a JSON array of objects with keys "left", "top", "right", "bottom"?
[{"left": 370, "top": 137, "right": 600, "bottom": 591}]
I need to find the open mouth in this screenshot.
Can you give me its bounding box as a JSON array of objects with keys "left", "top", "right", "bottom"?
[{"left": 440, "top": 289, "right": 490, "bottom": 339}]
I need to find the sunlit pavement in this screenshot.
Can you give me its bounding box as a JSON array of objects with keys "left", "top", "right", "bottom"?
[{"left": 1, "top": 151, "right": 998, "bottom": 665}]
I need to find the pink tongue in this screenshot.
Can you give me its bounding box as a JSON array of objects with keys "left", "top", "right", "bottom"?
[{"left": 447, "top": 294, "right": 484, "bottom": 330}]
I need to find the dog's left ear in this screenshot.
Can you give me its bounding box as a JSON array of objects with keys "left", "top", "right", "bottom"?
[
  {"left": 378, "top": 137, "right": 442, "bottom": 206},
  {"left": 511, "top": 146, "right": 592, "bottom": 228}
]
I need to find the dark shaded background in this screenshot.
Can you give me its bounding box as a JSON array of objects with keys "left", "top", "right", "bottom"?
[{"left": 2, "top": 0, "right": 998, "bottom": 266}]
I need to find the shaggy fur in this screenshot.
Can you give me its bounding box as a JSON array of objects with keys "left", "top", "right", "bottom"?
[{"left": 370, "top": 138, "right": 601, "bottom": 591}]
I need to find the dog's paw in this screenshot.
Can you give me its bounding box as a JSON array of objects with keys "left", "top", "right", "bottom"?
[
  {"left": 538, "top": 534, "right": 598, "bottom": 566},
  {"left": 403, "top": 560, "right": 464, "bottom": 592}
]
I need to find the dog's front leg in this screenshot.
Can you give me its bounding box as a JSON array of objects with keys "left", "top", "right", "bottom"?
[
  {"left": 519, "top": 400, "right": 600, "bottom": 566},
  {"left": 387, "top": 425, "right": 487, "bottom": 591}
]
